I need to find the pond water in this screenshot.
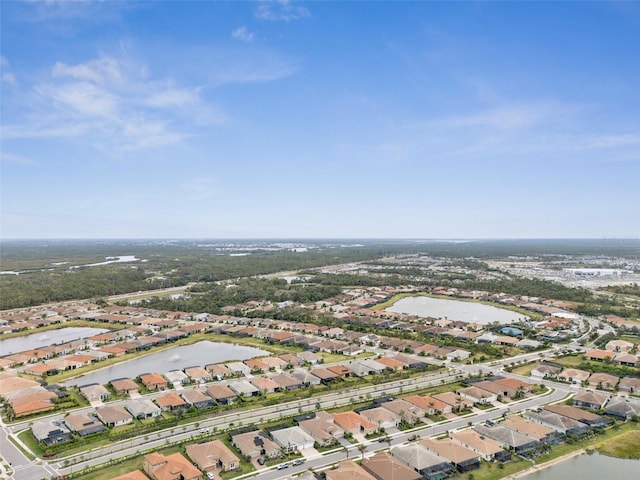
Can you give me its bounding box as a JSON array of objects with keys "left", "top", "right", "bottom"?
[
  {"left": 63, "top": 341, "right": 269, "bottom": 387},
  {"left": 0, "top": 327, "right": 109, "bottom": 355},
  {"left": 385, "top": 296, "right": 528, "bottom": 325},
  {"left": 524, "top": 452, "right": 640, "bottom": 479}
]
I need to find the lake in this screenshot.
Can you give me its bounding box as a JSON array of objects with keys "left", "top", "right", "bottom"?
[
  {"left": 64, "top": 341, "right": 269, "bottom": 386},
  {"left": 385, "top": 296, "right": 528, "bottom": 325},
  {"left": 0, "top": 327, "right": 109, "bottom": 355},
  {"left": 524, "top": 452, "right": 640, "bottom": 479}
]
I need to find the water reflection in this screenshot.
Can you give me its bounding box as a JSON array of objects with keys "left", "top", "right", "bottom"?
[{"left": 64, "top": 341, "right": 269, "bottom": 386}]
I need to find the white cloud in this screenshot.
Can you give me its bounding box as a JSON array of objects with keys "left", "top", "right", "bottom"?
[
  {"left": 2, "top": 123, "right": 87, "bottom": 139},
  {"left": 435, "top": 103, "right": 573, "bottom": 130},
  {"left": 52, "top": 57, "right": 124, "bottom": 84},
  {"left": 145, "top": 87, "right": 200, "bottom": 108},
  {"left": 231, "top": 26, "right": 254, "bottom": 43},
  {"left": 0, "top": 152, "right": 38, "bottom": 166},
  {"left": 2, "top": 72, "right": 17, "bottom": 86},
  {"left": 255, "top": 0, "right": 310, "bottom": 21},
  {"left": 210, "top": 57, "right": 297, "bottom": 85},
  {"left": 38, "top": 81, "right": 119, "bottom": 118},
  {"left": 2, "top": 56, "right": 218, "bottom": 151}
]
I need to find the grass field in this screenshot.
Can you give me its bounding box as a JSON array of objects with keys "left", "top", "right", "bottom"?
[{"left": 596, "top": 428, "right": 640, "bottom": 459}]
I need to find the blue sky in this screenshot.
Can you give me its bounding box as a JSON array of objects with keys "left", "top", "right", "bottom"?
[{"left": 1, "top": 1, "right": 639, "bottom": 239}]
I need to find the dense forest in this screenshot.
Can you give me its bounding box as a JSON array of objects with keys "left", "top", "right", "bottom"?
[{"left": 2, "top": 239, "right": 639, "bottom": 310}]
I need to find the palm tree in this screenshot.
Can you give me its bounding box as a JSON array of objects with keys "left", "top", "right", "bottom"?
[{"left": 357, "top": 443, "right": 366, "bottom": 460}]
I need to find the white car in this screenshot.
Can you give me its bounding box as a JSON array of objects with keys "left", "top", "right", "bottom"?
[{"left": 206, "top": 473, "right": 215, "bottom": 479}]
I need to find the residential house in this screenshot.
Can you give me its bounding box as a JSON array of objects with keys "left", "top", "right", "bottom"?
[
  {"left": 32, "top": 419, "right": 72, "bottom": 446},
  {"left": 605, "top": 339, "right": 634, "bottom": 353},
  {"left": 143, "top": 452, "right": 201, "bottom": 480},
  {"left": 278, "top": 353, "right": 302, "bottom": 367},
  {"left": 604, "top": 396, "right": 640, "bottom": 421},
  {"left": 311, "top": 367, "right": 340, "bottom": 384},
  {"left": 206, "top": 384, "right": 237, "bottom": 404},
  {"left": 139, "top": 373, "right": 168, "bottom": 391},
  {"left": 111, "top": 470, "right": 149, "bottom": 480},
  {"left": 584, "top": 349, "right": 615, "bottom": 362},
  {"left": 420, "top": 438, "right": 481, "bottom": 472},
  {"left": 186, "top": 439, "right": 240, "bottom": 473},
  {"left": 164, "top": 370, "right": 190, "bottom": 385},
  {"left": 184, "top": 367, "right": 213, "bottom": 383},
  {"left": 531, "top": 364, "right": 562, "bottom": 380},
  {"left": 543, "top": 404, "right": 613, "bottom": 429},
  {"left": 250, "top": 377, "right": 280, "bottom": 394},
  {"left": 269, "top": 373, "right": 304, "bottom": 391},
  {"left": 95, "top": 405, "right": 133, "bottom": 427},
  {"left": 432, "top": 392, "right": 470, "bottom": 412},
  {"left": 375, "top": 357, "right": 405, "bottom": 371},
  {"left": 297, "top": 351, "right": 322, "bottom": 364},
  {"left": 155, "top": 392, "right": 188, "bottom": 412},
  {"left": 382, "top": 399, "right": 426, "bottom": 425},
  {"left": 619, "top": 376, "right": 640, "bottom": 394},
  {"left": 291, "top": 369, "right": 321, "bottom": 387},
  {"left": 270, "top": 426, "right": 315, "bottom": 452},
  {"left": 127, "top": 398, "right": 162, "bottom": 419},
  {"left": 587, "top": 372, "right": 619, "bottom": 391},
  {"left": 226, "top": 362, "right": 251, "bottom": 376},
  {"left": 206, "top": 363, "right": 231, "bottom": 380},
  {"left": 181, "top": 388, "right": 215, "bottom": 408},
  {"left": 79, "top": 383, "right": 111, "bottom": 402},
  {"left": 457, "top": 386, "right": 495, "bottom": 405},
  {"left": 473, "top": 380, "right": 516, "bottom": 400},
  {"left": 404, "top": 395, "right": 448, "bottom": 416},
  {"left": 391, "top": 443, "right": 455, "bottom": 480},
  {"left": 228, "top": 380, "right": 260, "bottom": 397},
  {"left": 298, "top": 411, "right": 344, "bottom": 447},
  {"left": 473, "top": 424, "right": 540, "bottom": 455},
  {"left": 558, "top": 368, "right": 591, "bottom": 385},
  {"left": 572, "top": 390, "right": 609, "bottom": 410},
  {"left": 326, "top": 461, "right": 377, "bottom": 480},
  {"left": 231, "top": 430, "right": 281, "bottom": 459},
  {"left": 523, "top": 410, "right": 590, "bottom": 437},
  {"left": 327, "top": 365, "right": 353, "bottom": 378},
  {"left": 501, "top": 415, "right": 559, "bottom": 444},
  {"left": 450, "top": 429, "right": 511, "bottom": 462},
  {"left": 110, "top": 378, "right": 140, "bottom": 396},
  {"left": 614, "top": 352, "right": 638, "bottom": 367},
  {"left": 64, "top": 412, "right": 106, "bottom": 436},
  {"left": 331, "top": 411, "right": 377, "bottom": 436},
  {"left": 361, "top": 451, "right": 422, "bottom": 480},
  {"left": 360, "top": 407, "right": 400, "bottom": 430}
]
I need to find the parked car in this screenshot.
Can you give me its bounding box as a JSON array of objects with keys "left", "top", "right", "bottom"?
[
  {"left": 292, "top": 459, "right": 305, "bottom": 466},
  {"left": 206, "top": 473, "right": 214, "bottom": 479},
  {"left": 257, "top": 458, "right": 265, "bottom": 465},
  {"left": 277, "top": 463, "right": 290, "bottom": 470}
]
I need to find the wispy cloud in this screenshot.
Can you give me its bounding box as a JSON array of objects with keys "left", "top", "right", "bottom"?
[
  {"left": 20, "top": 0, "right": 128, "bottom": 22},
  {"left": 1, "top": 56, "right": 18, "bottom": 86},
  {"left": 0, "top": 152, "right": 38, "bottom": 166},
  {"left": 433, "top": 103, "right": 581, "bottom": 131},
  {"left": 52, "top": 57, "right": 124, "bottom": 84},
  {"left": 209, "top": 54, "right": 297, "bottom": 85},
  {"left": 2, "top": 72, "right": 18, "bottom": 86},
  {"left": 231, "top": 26, "right": 254, "bottom": 43},
  {"left": 2, "top": 55, "right": 220, "bottom": 151},
  {"left": 255, "top": 0, "right": 310, "bottom": 22}
]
